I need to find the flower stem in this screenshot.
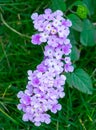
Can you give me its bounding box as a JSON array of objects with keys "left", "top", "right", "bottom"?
[{"left": 0, "top": 12, "right": 31, "bottom": 39}]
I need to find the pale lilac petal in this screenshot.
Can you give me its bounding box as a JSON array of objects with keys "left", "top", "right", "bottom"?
[
  {"left": 17, "top": 91, "right": 23, "bottom": 98},
  {"left": 35, "top": 122, "right": 41, "bottom": 126},
  {"left": 31, "top": 13, "right": 38, "bottom": 20},
  {"left": 44, "top": 8, "right": 52, "bottom": 14},
  {"left": 22, "top": 114, "right": 29, "bottom": 121}
]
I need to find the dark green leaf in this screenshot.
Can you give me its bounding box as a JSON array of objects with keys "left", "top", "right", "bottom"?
[
  {"left": 65, "top": 73, "right": 73, "bottom": 88},
  {"left": 69, "top": 29, "right": 80, "bottom": 45},
  {"left": 66, "top": 1, "right": 88, "bottom": 16},
  {"left": 66, "top": 68, "right": 93, "bottom": 94},
  {"left": 70, "top": 46, "right": 80, "bottom": 61},
  {"left": 51, "top": 0, "right": 66, "bottom": 12},
  {"left": 80, "top": 19, "right": 96, "bottom": 46},
  {"left": 83, "top": 0, "right": 96, "bottom": 15},
  {"left": 68, "top": 14, "right": 83, "bottom": 32},
  {"left": 72, "top": 1, "right": 85, "bottom": 6}
]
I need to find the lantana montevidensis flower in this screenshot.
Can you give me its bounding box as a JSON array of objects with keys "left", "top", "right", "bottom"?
[{"left": 17, "top": 8, "right": 74, "bottom": 126}]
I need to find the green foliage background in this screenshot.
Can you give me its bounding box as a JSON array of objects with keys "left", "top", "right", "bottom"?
[{"left": 0, "top": 0, "right": 96, "bottom": 130}]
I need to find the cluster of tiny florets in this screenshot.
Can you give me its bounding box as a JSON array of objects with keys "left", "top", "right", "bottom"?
[{"left": 17, "top": 8, "right": 74, "bottom": 126}]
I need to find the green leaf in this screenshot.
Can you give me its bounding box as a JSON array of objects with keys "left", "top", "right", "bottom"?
[
  {"left": 80, "top": 19, "right": 96, "bottom": 46},
  {"left": 70, "top": 46, "right": 80, "bottom": 61},
  {"left": 66, "top": 68, "right": 93, "bottom": 94},
  {"left": 83, "top": 0, "right": 96, "bottom": 15},
  {"left": 51, "top": 0, "right": 66, "bottom": 12},
  {"left": 68, "top": 14, "right": 83, "bottom": 32},
  {"left": 69, "top": 29, "right": 80, "bottom": 45},
  {"left": 72, "top": 1, "right": 85, "bottom": 6},
  {"left": 67, "top": 1, "right": 87, "bottom": 12},
  {"left": 65, "top": 73, "right": 73, "bottom": 88},
  {"left": 76, "top": 5, "right": 88, "bottom": 19}
]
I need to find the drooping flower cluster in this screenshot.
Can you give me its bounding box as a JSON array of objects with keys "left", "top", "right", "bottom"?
[{"left": 17, "top": 9, "right": 74, "bottom": 126}]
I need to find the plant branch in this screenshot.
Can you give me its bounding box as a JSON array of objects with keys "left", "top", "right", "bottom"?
[{"left": 0, "top": 13, "right": 31, "bottom": 39}]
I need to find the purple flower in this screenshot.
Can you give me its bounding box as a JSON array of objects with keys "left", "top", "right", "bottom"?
[
  {"left": 20, "top": 94, "right": 31, "bottom": 105},
  {"left": 48, "top": 35, "right": 58, "bottom": 47},
  {"left": 64, "top": 63, "right": 74, "bottom": 72},
  {"left": 17, "top": 103, "right": 26, "bottom": 111},
  {"left": 44, "top": 8, "right": 52, "bottom": 14},
  {"left": 37, "top": 62, "right": 47, "bottom": 73},
  {"left": 64, "top": 57, "right": 71, "bottom": 63},
  {"left": 31, "top": 13, "right": 38, "bottom": 20},
  {"left": 58, "top": 26, "right": 69, "bottom": 37},
  {"left": 64, "top": 39, "right": 70, "bottom": 45},
  {"left": 51, "top": 104, "right": 62, "bottom": 113},
  {"left": 32, "top": 77, "right": 40, "bottom": 86},
  {"left": 44, "top": 45, "right": 54, "bottom": 57},
  {"left": 62, "top": 44, "right": 72, "bottom": 55},
  {"left": 43, "top": 9, "right": 53, "bottom": 21},
  {"left": 17, "top": 8, "right": 74, "bottom": 126},
  {"left": 45, "top": 23, "right": 52, "bottom": 32},
  {"left": 54, "top": 48, "right": 63, "bottom": 60},
  {"left": 22, "top": 113, "right": 29, "bottom": 121},
  {"left": 54, "top": 75, "right": 66, "bottom": 87},
  {"left": 40, "top": 32, "right": 49, "bottom": 42},
  {"left": 53, "top": 19, "right": 61, "bottom": 27},
  {"left": 31, "top": 34, "right": 41, "bottom": 45},
  {"left": 17, "top": 91, "right": 24, "bottom": 98},
  {"left": 55, "top": 10, "right": 63, "bottom": 16},
  {"left": 51, "top": 27, "right": 57, "bottom": 35},
  {"left": 62, "top": 19, "right": 72, "bottom": 27}
]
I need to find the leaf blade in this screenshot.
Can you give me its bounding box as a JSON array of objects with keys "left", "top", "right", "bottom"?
[
  {"left": 68, "top": 14, "right": 83, "bottom": 32},
  {"left": 80, "top": 19, "right": 96, "bottom": 46},
  {"left": 51, "top": 0, "right": 66, "bottom": 12},
  {"left": 66, "top": 68, "right": 93, "bottom": 94}
]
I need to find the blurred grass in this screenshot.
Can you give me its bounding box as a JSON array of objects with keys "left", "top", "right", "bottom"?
[{"left": 0, "top": 0, "right": 96, "bottom": 130}]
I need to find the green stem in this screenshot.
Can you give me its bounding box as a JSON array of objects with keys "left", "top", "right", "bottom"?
[{"left": 0, "top": 13, "right": 31, "bottom": 39}]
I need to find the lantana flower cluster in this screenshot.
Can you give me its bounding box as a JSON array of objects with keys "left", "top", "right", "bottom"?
[{"left": 17, "top": 9, "right": 74, "bottom": 126}]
